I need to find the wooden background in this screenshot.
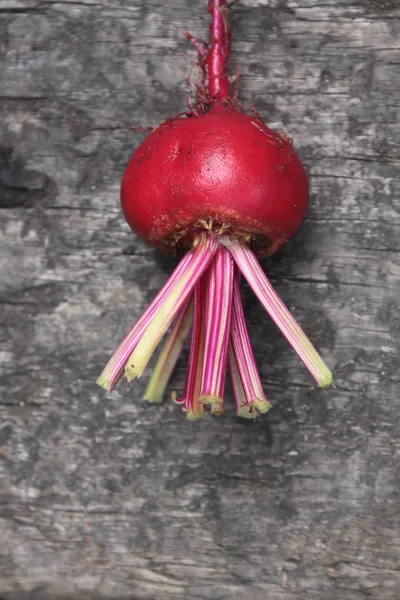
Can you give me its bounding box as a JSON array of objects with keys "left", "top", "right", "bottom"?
[{"left": 1, "top": 0, "right": 399, "bottom": 598}]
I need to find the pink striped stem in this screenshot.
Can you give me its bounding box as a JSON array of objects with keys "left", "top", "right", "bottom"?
[
  {"left": 143, "top": 298, "right": 193, "bottom": 403},
  {"left": 97, "top": 252, "right": 195, "bottom": 391},
  {"left": 221, "top": 237, "right": 333, "bottom": 388},
  {"left": 172, "top": 281, "right": 205, "bottom": 421},
  {"left": 230, "top": 270, "right": 271, "bottom": 415},
  {"left": 199, "top": 245, "right": 234, "bottom": 415},
  {"left": 97, "top": 232, "right": 219, "bottom": 391},
  {"left": 228, "top": 344, "right": 258, "bottom": 419}
]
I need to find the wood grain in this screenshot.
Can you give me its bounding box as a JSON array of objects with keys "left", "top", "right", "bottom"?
[{"left": 0, "top": 1, "right": 399, "bottom": 598}]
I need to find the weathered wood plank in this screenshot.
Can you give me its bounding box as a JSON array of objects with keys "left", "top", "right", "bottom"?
[{"left": 1, "top": 1, "right": 399, "bottom": 598}]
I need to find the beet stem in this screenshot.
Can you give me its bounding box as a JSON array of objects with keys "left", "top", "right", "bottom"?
[
  {"left": 97, "top": 256, "right": 192, "bottom": 391},
  {"left": 143, "top": 298, "right": 193, "bottom": 403},
  {"left": 124, "top": 234, "right": 218, "bottom": 381},
  {"left": 230, "top": 270, "right": 271, "bottom": 415},
  {"left": 221, "top": 237, "right": 333, "bottom": 388},
  {"left": 206, "top": 0, "right": 231, "bottom": 100},
  {"left": 96, "top": 232, "right": 218, "bottom": 391},
  {"left": 229, "top": 344, "right": 258, "bottom": 419},
  {"left": 198, "top": 245, "right": 234, "bottom": 415},
  {"left": 172, "top": 281, "right": 206, "bottom": 421}
]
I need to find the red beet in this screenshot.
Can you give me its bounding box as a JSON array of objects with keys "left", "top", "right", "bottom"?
[
  {"left": 97, "top": 0, "right": 332, "bottom": 420},
  {"left": 121, "top": 109, "right": 309, "bottom": 257}
]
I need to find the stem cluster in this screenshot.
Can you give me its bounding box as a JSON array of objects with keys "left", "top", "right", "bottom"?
[{"left": 97, "top": 233, "right": 332, "bottom": 420}]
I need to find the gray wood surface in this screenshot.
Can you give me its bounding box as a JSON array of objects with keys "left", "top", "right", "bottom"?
[{"left": 1, "top": 0, "right": 399, "bottom": 598}]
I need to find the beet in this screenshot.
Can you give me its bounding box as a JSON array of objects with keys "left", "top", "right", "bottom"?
[
  {"left": 97, "top": 0, "right": 332, "bottom": 420},
  {"left": 121, "top": 109, "right": 309, "bottom": 257}
]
